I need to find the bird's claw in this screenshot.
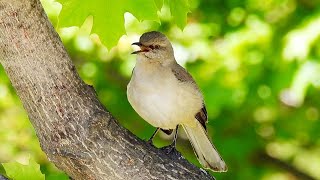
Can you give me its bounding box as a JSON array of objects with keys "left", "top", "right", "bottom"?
[{"left": 161, "top": 143, "right": 177, "bottom": 155}]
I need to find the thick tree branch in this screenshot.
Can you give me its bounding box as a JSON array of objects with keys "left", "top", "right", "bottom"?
[
  {"left": 0, "top": 174, "right": 8, "bottom": 180},
  {"left": 0, "top": 0, "right": 214, "bottom": 179}
]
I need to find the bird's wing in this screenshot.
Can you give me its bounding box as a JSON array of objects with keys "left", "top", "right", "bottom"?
[
  {"left": 171, "top": 63, "right": 208, "bottom": 130},
  {"left": 195, "top": 105, "right": 208, "bottom": 130},
  {"left": 171, "top": 63, "right": 197, "bottom": 84}
]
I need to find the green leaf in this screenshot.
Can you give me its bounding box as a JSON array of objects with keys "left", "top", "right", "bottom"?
[
  {"left": 2, "top": 159, "right": 45, "bottom": 180},
  {"left": 154, "top": 0, "right": 164, "bottom": 10},
  {"left": 125, "top": 0, "right": 159, "bottom": 22},
  {"left": 167, "top": 0, "right": 190, "bottom": 29},
  {"left": 57, "top": 0, "right": 159, "bottom": 49}
]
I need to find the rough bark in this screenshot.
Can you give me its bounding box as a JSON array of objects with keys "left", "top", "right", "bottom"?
[{"left": 0, "top": 0, "right": 214, "bottom": 179}]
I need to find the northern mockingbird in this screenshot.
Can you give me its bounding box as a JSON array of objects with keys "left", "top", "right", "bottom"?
[{"left": 127, "top": 31, "right": 227, "bottom": 172}]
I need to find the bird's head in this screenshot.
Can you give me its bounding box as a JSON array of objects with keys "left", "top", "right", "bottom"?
[{"left": 132, "top": 31, "right": 174, "bottom": 61}]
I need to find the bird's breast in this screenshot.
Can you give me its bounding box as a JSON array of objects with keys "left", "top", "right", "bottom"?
[{"left": 127, "top": 64, "right": 202, "bottom": 129}]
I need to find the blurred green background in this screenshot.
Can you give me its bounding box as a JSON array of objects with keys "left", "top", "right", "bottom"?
[{"left": 1, "top": 0, "right": 320, "bottom": 179}]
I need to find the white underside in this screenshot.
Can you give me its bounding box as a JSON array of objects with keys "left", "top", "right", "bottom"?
[{"left": 127, "top": 61, "right": 203, "bottom": 129}]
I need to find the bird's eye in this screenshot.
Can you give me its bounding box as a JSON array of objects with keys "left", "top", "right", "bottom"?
[
  {"left": 149, "top": 45, "right": 154, "bottom": 49},
  {"left": 155, "top": 45, "right": 160, "bottom": 49}
]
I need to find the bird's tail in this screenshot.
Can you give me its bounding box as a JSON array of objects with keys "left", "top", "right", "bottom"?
[{"left": 182, "top": 121, "right": 227, "bottom": 172}]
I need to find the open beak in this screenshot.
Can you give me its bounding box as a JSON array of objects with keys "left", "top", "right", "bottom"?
[{"left": 131, "top": 42, "right": 150, "bottom": 54}]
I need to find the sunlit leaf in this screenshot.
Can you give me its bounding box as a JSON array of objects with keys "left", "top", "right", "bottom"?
[
  {"left": 57, "top": 0, "right": 159, "bottom": 48},
  {"left": 2, "top": 159, "right": 45, "bottom": 180},
  {"left": 125, "top": 0, "right": 159, "bottom": 22},
  {"left": 154, "top": 0, "right": 164, "bottom": 10},
  {"left": 167, "top": 0, "right": 190, "bottom": 29}
]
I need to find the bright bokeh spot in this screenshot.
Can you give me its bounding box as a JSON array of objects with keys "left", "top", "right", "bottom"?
[{"left": 283, "top": 14, "right": 320, "bottom": 61}]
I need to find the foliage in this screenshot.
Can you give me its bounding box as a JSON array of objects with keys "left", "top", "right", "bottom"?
[
  {"left": 1, "top": 0, "right": 320, "bottom": 179},
  {"left": 56, "top": 0, "right": 189, "bottom": 48},
  {"left": 56, "top": 0, "right": 190, "bottom": 48},
  {"left": 2, "top": 158, "right": 45, "bottom": 180}
]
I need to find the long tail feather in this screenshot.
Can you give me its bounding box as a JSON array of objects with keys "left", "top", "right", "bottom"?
[{"left": 182, "top": 121, "right": 227, "bottom": 172}]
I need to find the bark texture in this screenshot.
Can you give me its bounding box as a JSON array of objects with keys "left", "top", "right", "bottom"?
[{"left": 0, "top": 0, "right": 214, "bottom": 179}]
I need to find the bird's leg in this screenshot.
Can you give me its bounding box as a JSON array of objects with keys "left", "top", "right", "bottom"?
[
  {"left": 147, "top": 127, "right": 160, "bottom": 144},
  {"left": 171, "top": 125, "right": 179, "bottom": 147},
  {"left": 163, "top": 125, "right": 179, "bottom": 154}
]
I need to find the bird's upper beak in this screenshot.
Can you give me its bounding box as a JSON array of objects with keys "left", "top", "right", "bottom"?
[{"left": 131, "top": 42, "right": 150, "bottom": 54}]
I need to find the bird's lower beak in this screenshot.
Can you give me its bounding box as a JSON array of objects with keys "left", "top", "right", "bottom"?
[{"left": 131, "top": 42, "right": 150, "bottom": 54}]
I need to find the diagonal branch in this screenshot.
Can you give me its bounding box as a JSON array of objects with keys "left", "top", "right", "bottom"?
[
  {"left": 257, "top": 152, "right": 315, "bottom": 180},
  {"left": 0, "top": 0, "right": 214, "bottom": 179}
]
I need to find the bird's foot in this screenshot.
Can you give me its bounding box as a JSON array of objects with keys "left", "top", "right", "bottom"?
[{"left": 161, "top": 143, "right": 178, "bottom": 155}]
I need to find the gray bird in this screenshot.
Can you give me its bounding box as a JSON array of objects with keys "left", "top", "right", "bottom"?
[{"left": 127, "top": 31, "right": 227, "bottom": 172}]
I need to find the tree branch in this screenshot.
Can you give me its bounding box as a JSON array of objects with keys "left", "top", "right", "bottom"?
[
  {"left": 0, "top": 174, "right": 8, "bottom": 180},
  {"left": 0, "top": 0, "right": 214, "bottom": 179},
  {"left": 257, "top": 152, "right": 315, "bottom": 180}
]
